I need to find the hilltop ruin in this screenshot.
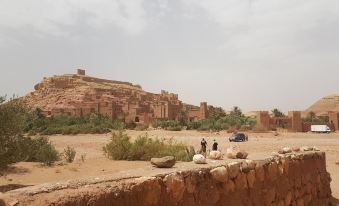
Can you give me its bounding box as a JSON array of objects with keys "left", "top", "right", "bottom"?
[{"left": 24, "top": 69, "right": 210, "bottom": 123}]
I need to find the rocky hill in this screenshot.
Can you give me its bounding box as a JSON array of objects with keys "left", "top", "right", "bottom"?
[
  {"left": 304, "top": 94, "right": 339, "bottom": 116},
  {"left": 24, "top": 70, "right": 209, "bottom": 123}
]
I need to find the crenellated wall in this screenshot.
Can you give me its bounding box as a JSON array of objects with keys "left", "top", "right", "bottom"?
[{"left": 0, "top": 152, "right": 332, "bottom": 206}]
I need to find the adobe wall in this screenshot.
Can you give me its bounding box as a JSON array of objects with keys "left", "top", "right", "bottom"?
[
  {"left": 1, "top": 152, "right": 332, "bottom": 206},
  {"left": 255, "top": 111, "right": 303, "bottom": 132},
  {"left": 329, "top": 112, "right": 339, "bottom": 131}
]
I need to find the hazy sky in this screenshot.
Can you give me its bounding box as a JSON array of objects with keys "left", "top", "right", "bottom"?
[{"left": 1, "top": 0, "right": 339, "bottom": 112}]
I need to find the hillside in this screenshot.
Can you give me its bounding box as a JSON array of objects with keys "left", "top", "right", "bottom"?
[
  {"left": 24, "top": 70, "right": 209, "bottom": 123},
  {"left": 304, "top": 94, "right": 339, "bottom": 116}
]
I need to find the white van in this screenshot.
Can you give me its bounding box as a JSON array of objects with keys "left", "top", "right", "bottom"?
[{"left": 310, "top": 125, "right": 331, "bottom": 133}]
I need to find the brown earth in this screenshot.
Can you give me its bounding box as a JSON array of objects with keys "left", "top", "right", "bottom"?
[
  {"left": 304, "top": 93, "right": 339, "bottom": 116},
  {"left": 0, "top": 130, "right": 338, "bottom": 201}
]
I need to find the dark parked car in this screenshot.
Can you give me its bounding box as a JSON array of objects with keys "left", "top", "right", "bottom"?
[{"left": 228, "top": 133, "right": 248, "bottom": 142}]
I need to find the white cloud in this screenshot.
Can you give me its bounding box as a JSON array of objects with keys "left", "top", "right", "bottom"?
[
  {"left": 0, "top": 0, "right": 147, "bottom": 36},
  {"left": 181, "top": 0, "right": 339, "bottom": 59}
]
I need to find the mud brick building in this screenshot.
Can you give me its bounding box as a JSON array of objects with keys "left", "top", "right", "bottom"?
[{"left": 25, "top": 70, "right": 211, "bottom": 124}]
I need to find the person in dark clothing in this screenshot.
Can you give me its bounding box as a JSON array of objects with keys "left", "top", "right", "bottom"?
[
  {"left": 201, "top": 138, "right": 207, "bottom": 153},
  {"left": 212, "top": 139, "right": 218, "bottom": 151}
]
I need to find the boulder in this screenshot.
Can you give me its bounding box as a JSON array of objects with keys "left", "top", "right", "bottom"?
[
  {"left": 244, "top": 160, "right": 256, "bottom": 171},
  {"left": 210, "top": 166, "right": 228, "bottom": 182},
  {"left": 226, "top": 146, "right": 248, "bottom": 159},
  {"left": 228, "top": 162, "right": 241, "bottom": 179},
  {"left": 209, "top": 151, "right": 222, "bottom": 160},
  {"left": 312, "top": 146, "right": 320, "bottom": 151},
  {"left": 226, "top": 147, "right": 237, "bottom": 159},
  {"left": 300, "top": 146, "right": 313, "bottom": 152},
  {"left": 278, "top": 147, "right": 292, "bottom": 154},
  {"left": 236, "top": 151, "right": 248, "bottom": 159},
  {"left": 292, "top": 147, "right": 300, "bottom": 152},
  {"left": 193, "top": 154, "right": 207, "bottom": 164},
  {"left": 151, "top": 156, "right": 176, "bottom": 168},
  {"left": 271, "top": 152, "right": 279, "bottom": 157}
]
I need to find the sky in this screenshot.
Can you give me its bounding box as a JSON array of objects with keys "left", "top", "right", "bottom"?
[{"left": 0, "top": 0, "right": 339, "bottom": 112}]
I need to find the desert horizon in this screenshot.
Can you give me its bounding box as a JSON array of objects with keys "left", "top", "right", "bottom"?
[{"left": 1, "top": 1, "right": 339, "bottom": 206}]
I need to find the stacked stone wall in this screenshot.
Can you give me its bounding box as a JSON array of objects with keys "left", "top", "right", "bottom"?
[{"left": 0, "top": 152, "right": 332, "bottom": 206}]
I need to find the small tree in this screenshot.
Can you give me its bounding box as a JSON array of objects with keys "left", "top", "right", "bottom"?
[
  {"left": 63, "top": 146, "right": 76, "bottom": 163},
  {"left": 230, "top": 106, "right": 242, "bottom": 117},
  {"left": 208, "top": 107, "right": 226, "bottom": 120},
  {"left": 0, "top": 96, "right": 59, "bottom": 169},
  {"left": 176, "top": 109, "right": 188, "bottom": 125},
  {"left": 35, "top": 143, "right": 60, "bottom": 166},
  {"left": 307, "top": 112, "right": 316, "bottom": 123},
  {"left": 271, "top": 108, "right": 285, "bottom": 117},
  {"left": 0, "top": 96, "right": 29, "bottom": 168}
]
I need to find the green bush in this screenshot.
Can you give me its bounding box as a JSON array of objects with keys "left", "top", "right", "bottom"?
[
  {"left": 63, "top": 146, "right": 76, "bottom": 163},
  {"left": 103, "top": 131, "right": 194, "bottom": 162},
  {"left": 103, "top": 131, "right": 132, "bottom": 160},
  {"left": 20, "top": 136, "right": 60, "bottom": 166},
  {"left": 185, "top": 106, "right": 256, "bottom": 132},
  {"left": 152, "top": 120, "right": 183, "bottom": 131},
  {"left": 0, "top": 97, "right": 29, "bottom": 168},
  {"left": 35, "top": 143, "right": 60, "bottom": 166},
  {"left": 135, "top": 124, "right": 149, "bottom": 131},
  {"left": 152, "top": 115, "right": 255, "bottom": 132},
  {"left": 0, "top": 96, "right": 60, "bottom": 169},
  {"left": 166, "top": 126, "right": 182, "bottom": 131},
  {"left": 25, "top": 113, "right": 113, "bottom": 135}
]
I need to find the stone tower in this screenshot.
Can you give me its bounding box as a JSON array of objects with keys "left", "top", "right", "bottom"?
[
  {"left": 256, "top": 111, "right": 270, "bottom": 131},
  {"left": 199, "top": 102, "right": 208, "bottom": 119},
  {"left": 288, "top": 111, "right": 302, "bottom": 132},
  {"left": 77, "top": 69, "right": 86, "bottom": 75}
]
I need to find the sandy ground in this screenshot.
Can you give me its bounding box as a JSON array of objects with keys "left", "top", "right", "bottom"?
[{"left": 0, "top": 130, "right": 338, "bottom": 201}]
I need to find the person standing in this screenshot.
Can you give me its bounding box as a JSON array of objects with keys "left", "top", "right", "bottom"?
[
  {"left": 212, "top": 139, "right": 218, "bottom": 151},
  {"left": 201, "top": 138, "right": 207, "bottom": 153}
]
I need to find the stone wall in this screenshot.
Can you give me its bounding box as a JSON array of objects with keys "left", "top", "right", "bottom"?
[
  {"left": 255, "top": 111, "right": 303, "bottom": 132},
  {"left": 0, "top": 152, "right": 332, "bottom": 206}
]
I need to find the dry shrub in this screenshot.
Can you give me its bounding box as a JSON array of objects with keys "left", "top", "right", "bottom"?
[{"left": 103, "top": 131, "right": 194, "bottom": 162}]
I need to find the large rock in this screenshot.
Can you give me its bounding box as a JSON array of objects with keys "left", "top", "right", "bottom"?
[
  {"left": 193, "top": 154, "right": 207, "bottom": 164},
  {"left": 228, "top": 162, "right": 241, "bottom": 179},
  {"left": 300, "top": 146, "right": 313, "bottom": 152},
  {"left": 210, "top": 166, "right": 228, "bottom": 182},
  {"left": 278, "top": 147, "right": 292, "bottom": 154},
  {"left": 241, "top": 160, "right": 256, "bottom": 173},
  {"left": 226, "top": 146, "right": 248, "bottom": 159},
  {"left": 292, "top": 147, "right": 300, "bottom": 152},
  {"left": 151, "top": 156, "right": 176, "bottom": 168},
  {"left": 312, "top": 146, "right": 320, "bottom": 151},
  {"left": 226, "top": 147, "right": 237, "bottom": 159},
  {"left": 236, "top": 151, "right": 248, "bottom": 159},
  {"left": 209, "top": 151, "right": 222, "bottom": 160}
]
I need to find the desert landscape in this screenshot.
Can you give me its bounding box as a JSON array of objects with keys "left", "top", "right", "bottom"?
[
  {"left": 1, "top": 1, "right": 339, "bottom": 205},
  {"left": 1, "top": 71, "right": 339, "bottom": 205},
  {"left": 1, "top": 130, "right": 338, "bottom": 204}
]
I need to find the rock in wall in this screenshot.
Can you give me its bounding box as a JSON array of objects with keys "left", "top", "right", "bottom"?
[{"left": 1, "top": 152, "right": 332, "bottom": 206}]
